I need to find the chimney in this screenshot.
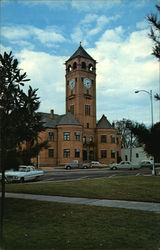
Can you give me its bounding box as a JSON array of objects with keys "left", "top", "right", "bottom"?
[{"left": 50, "top": 109, "right": 54, "bottom": 119}]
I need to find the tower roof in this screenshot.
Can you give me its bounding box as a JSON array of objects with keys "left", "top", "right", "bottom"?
[
  {"left": 67, "top": 43, "right": 96, "bottom": 62},
  {"left": 97, "top": 115, "right": 113, "bottom": 129}
]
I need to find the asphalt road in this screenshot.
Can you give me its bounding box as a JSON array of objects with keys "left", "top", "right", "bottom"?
[{"left": 39, "top": 167, "right": 159, "bottom": 182}]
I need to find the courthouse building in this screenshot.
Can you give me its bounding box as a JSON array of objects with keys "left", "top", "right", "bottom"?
[{"left": 36, "top": 44, "right": 121, "bottom": 166}]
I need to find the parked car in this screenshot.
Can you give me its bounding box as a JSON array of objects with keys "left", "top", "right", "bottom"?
[
  {"left": 139, "top": 160, "right": 153, "bottom": 169},
  {"left": 65, "top": 160, "right": 90, "bottom": 170},
  {"left": 91, "top": 161, "right": 108, "bottom": 168},
  {"left": 5, "top": 165, "right": 44, "bottom": 183},
  {"left": 109, "top": 161, "right": 138, "bottom": 170}
]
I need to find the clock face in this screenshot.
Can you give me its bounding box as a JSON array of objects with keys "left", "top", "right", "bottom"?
[
  {"left": 83, "top": 78, "right": 91, "bottom": 89},
  {"left": 69, "top": 79, "right": 75, "bottom": 89}
]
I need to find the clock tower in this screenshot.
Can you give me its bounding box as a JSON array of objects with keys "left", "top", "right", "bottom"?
[
  {"left": 36, "top": 43, "right": 121, "bottom": 166},
  {"left": 65, "top": 43, "right": 97, "bottom": 129}
]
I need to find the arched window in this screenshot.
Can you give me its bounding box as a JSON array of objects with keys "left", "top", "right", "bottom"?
[
  {"left": 89, "top": 64, "right": 93, "bottom": 71},
  {"left": 81, "top": 62, "right": 86, "bottom": 69},
  {"left": 68, "top": 65, "right": 72, "bottom": 72},
  {"left": 73, "top": 62, "right": 77, "bottom": 69}
]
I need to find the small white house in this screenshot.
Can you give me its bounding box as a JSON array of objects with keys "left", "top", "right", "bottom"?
[{"left": 121, "top": 147, "right": 153, "bottom": 164}]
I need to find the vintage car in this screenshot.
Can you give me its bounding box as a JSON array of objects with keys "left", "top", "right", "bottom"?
[
  {"left": 90, "top": 161, "right": 108, "bottom": 168},
  {"left": 139, "top": 160, "right": 153, "bottom": 169},
  {"left": 65, "top": 160, "right": 91, "bottom": 170},
  {"left": 109, "top": 161, "right": 139, "bottom": 170},
  {"left": 5, "top": 165, "right": 44, "bottom": 183}
]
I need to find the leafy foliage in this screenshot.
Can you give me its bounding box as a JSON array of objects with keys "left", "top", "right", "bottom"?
[
  {"left": 147, "top": 4, "right": 160, "bottom": 100},
  {"left": 114, "top": 119, "right": 140, "bottom": 148},
  {"left": 129, "top": 121, "right": 160, "bottom": 162},
  {"left": 0, "top": 51, "right": 47, "bottom": 169},
  {"left": 147, "top": 4, "right": 160, "bottom": 60}
]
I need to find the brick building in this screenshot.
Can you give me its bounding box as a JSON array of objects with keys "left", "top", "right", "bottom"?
[{"left": 36, "top": 44, "right": 121, "bottom": 167}]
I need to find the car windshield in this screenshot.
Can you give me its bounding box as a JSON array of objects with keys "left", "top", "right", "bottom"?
[{"left": 19, "top": 167, "right": 27, "bottom": 172}]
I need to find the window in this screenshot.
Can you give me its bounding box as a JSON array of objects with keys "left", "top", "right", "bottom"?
[
  {"left": 89, "top": 64, "right": 93, "bottom": 71},
  {"left": 101, "top": 135, "right": 107, "bottom": 143},
  {"left": 89, "top": 151, "right": 94, "bottom": 160},
  {"left": 82, "top": 62, "right": 86, "bottom": 69},
  {"left": 70, "top": 105, "right": 74, "bottom": 115},
  {"left": 136, "top": 153, "right": 139, "bottom": 158},
  {"left": 111, "top": 135, "right": 115, "bottom": 143},
  {"left": 64, "top": 132, "right": 70, "bottom": 141},
  {"left": 68, "top": 65, "right": 72, "bottom": 72},
  {"left": 87, "top": 123, "right": 89, "bottom": 128},
  {"left": 85, "top": 105, "right": 91, "bottom": 116},
  {"left": 73, "top": 62, "right": 77, "bottom": 69},
  {"left": 75, "top": 149, "right": 80, "bottom": 158},
  {"left": 116, "top": 137, "right": 119, "bottom": 144},
  {"left": 101, "top": 150, "right": 107, "bottom": 158},
  {"left": 83, "top": 136, "right": 86, "bottom": 144},
  {"left": 48, "top": 149, "right": 54, "bottom": 158},
  {"left": 48, "top": 132, "right": 54, "bottom": 141},
  {"left": 75, "top": 131, "right": 80, "bottom": 141},
  {"left": 64, "top": 149, "right": 70, "bottom": 158},
  {"left": 89, "top": 136, "right": 93, "bottom": 143},
  {"left": 111, "top": 150, "right": 115, "bottom": 159}
]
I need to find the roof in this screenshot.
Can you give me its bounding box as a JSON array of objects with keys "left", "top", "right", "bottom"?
[
  {"left": 58, "top": 112, "right": 81, "bottom": 125},
  {"left": 40, "top": 112, "right": 81, "bottom": 128},
  {"left": 40, "top": 112, "right": 63, "bottom": 128},
  {"left": 97, "top": 115, "right": 113, "bottom": 129},
  {"left": 67, "top": 44, "right": 96, "bottom": 62}
]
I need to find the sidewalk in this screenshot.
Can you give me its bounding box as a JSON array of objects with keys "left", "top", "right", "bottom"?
[{"left": 5, "top": 192, "right": 160, "bottom": 213}]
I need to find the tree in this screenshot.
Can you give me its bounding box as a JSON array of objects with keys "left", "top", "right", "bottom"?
[
  {"left": 147, "top": 4, "right": 160, "bottom": 100},
  {"left": 129, "top": 122, "right": 160, "bottom": 163},
  {"left": 0, "top": 51, "right": 47, "bottom": 248},
  {"left": 0, "top": 51, "right": 47, "bottom": 168},
  {"left": 147, "top": 4, "right": 160, "bottom": 60},
  {"left": 114, "top": 119, "right": 140, "bottom": 149}
]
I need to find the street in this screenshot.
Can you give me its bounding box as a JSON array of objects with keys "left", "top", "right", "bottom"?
[{"left": 39, "top": 167, "right": 159, "bottom": 182}]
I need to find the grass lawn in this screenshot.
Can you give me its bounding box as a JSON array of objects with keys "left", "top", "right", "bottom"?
[
  {"left": 4, "top": 176, "right": 160, "bottom": 202},
  {"left": 2, "top": 198, "right": 160, "bottom": 250}
]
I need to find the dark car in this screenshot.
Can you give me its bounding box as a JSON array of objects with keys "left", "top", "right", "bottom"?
[{"left": 139, "top": 160, "right": 153, "bottom": 169}]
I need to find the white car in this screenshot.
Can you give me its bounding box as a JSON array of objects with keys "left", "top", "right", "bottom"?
[
  {"left": 5, "top": 165, "right": 44, "bottom": 183},
  {"left": 109, "top": 161, "right": 138, "bottom": 170},
  {"left": 91, "top": 161, "right": 108, "bottom": 168}
]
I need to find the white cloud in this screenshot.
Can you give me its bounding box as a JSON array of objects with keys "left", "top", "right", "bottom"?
[
  {"left": 136, "top": 20, "right": 148, "bottom": 30},
  {"left": 72, "top": 0, "right": 121, "bottom": 11},
  {"left": 18, "top": 49, "right": 67, "bottom": 114},
  {"left": 81, "top": 14, "right": 98, "bottom": 24},
  {"left": 87, "top": 26, "right": 158, "bottom": 123},
  {"left": 17, "top": 0, "right": 68, "bottom": 8},
  {"left": 87, "top": 15, "right": 109, "bottom": 36},
  {"left": 71, "top": 27, "right": 83, "bottom": 44},
  {"left": 2, "top": 25, "right": 66, "bottom": 48},
  {"left": 71, "top": 13, "right": 120, "bottom": 45},
  {"left": 9, "top": 25, "right": 157, "bottom": 124}
]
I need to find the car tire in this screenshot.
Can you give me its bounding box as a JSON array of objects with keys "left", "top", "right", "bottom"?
[
  {"left": 66, "top": 166, "right": 71, "bottom": 170},
  {"left": 20, "top": 177, "right": 24, "bottom": 183},
  {"left": 113, "top": 166, "right": 117, "bottom": 170}
]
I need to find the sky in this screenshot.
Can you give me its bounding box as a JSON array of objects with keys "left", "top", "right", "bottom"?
[{"left": 1, "top": 0, "right": 160, "bottom": 126}]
